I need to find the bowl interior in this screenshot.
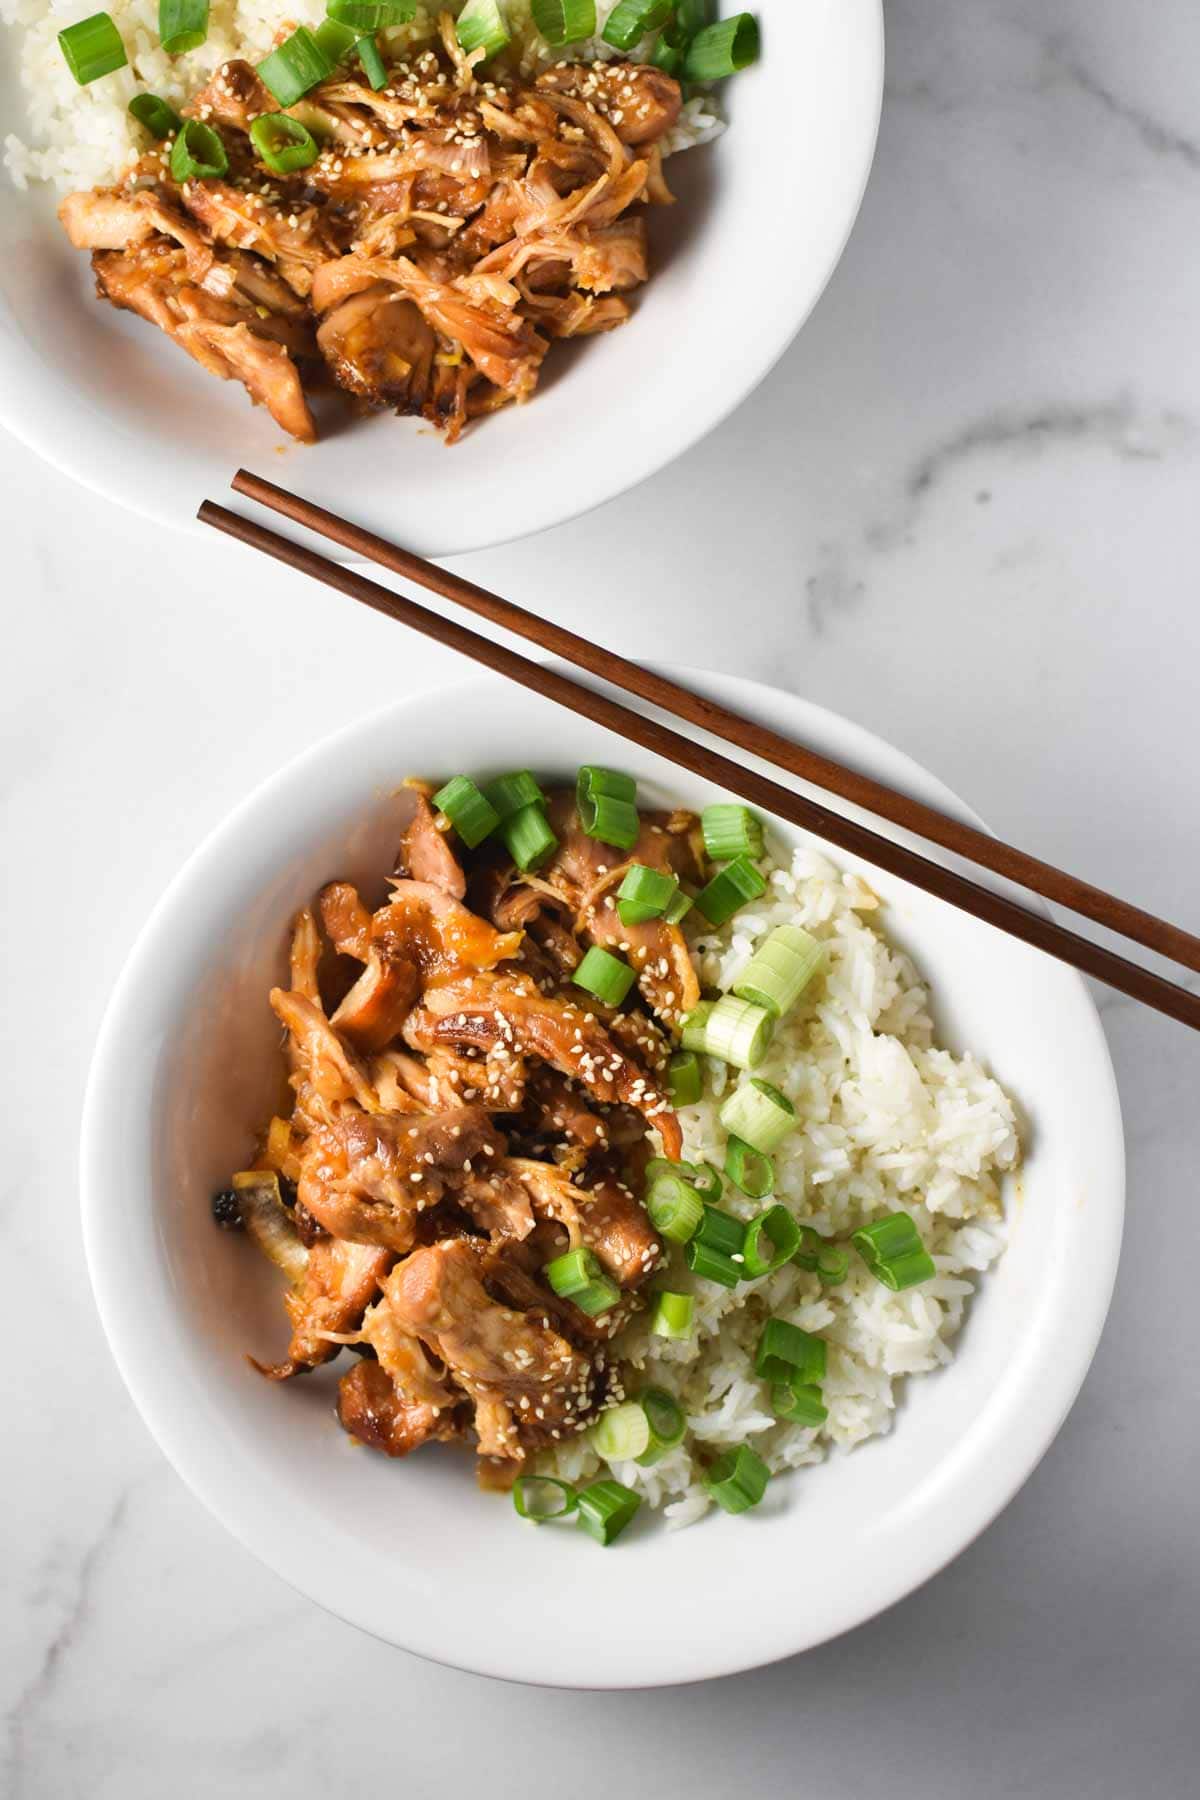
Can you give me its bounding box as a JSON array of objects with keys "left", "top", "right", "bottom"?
[
  {"left": 82, "top": 669, "right": 1123, "bottom": 1687},
  {"left": 0, "top": 0, "right": 883, "bottom": 552}
]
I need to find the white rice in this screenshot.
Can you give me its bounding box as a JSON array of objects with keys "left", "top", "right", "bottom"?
[
  {"left": 1, "top": 0, "right": 723, "bottom": 191},
  {"left": 542, "top": 844, "right": 1020, "bottom": 1526}
]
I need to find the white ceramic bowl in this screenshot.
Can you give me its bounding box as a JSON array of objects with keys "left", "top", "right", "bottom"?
[
  {"left": 0, "top": 1, "right": 883, "bottom": 553},
  {"left": 81, "top": 668, "right": 1124, "bottom": 1687}
]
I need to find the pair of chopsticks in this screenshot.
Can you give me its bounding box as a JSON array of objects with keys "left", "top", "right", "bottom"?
[{"left": 199, "top": 472, "right": 1200, "bottom": 1033}]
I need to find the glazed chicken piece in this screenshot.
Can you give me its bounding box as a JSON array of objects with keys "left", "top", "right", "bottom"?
[
  {"left": 396, "top": 791, "right": 467, "bottom": 897},
  {"left": 383, "top": 1238, "right": 600, "bottom": 1461},
  {"left": 508, "top": 1159, "right": 660, "bottom": 1287},
  {"left": 535, "top": 61, "right": 682, "bottom": 146},
  {"left": 316, "top": 286, "right": 438, "bottom": 410},
  {"left": 183, "top": 58, "right": 275, "bottom": 134},
  {"left": 257, "top": 1238, "right": 394, "bottom": 1380},
  {"left": 337, "top": 1358, "right": 465, "bottom": 1456},
  {"left": 271, "top": 987, "right": 379, "bottom": 1115},
  {"left": 297, "top": 1104, "right": 502, "bottom": 1249},
  {"left": 405, "top": 970, "right": 683, "bottom": 1157},
  {"left": 177, "top": 181, "right": 333, "bottom": 299}
]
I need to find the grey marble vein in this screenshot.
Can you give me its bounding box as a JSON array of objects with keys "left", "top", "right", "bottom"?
[{"left": 1036, "top": 33, "right": 1200, "bottom": 170}]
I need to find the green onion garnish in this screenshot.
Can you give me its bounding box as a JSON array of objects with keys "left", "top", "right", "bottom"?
[
  {"left": 683, "top": 11, "right": 759, "bottom": 80},
  {"left": 676, "top": 0, "right": 711, "bottom": 32},
  {"left": 602, "top": 0, "right": 672, "bottom": 50},
  {"left": 482, "top": 769, "right": 544, "bottom": 820},
  {"left": 650, "top": 27, "right": 684, "bottom": 73},
  {"left": 249, "top": 112, "right": 320, "bottom": 175},
  {"left": 704, "top": 1445, "right": 770, "bottom": 1515},
  {"left": 170, "top": 118, "right": 228, "bottom": 181},
  {"left": 58, "top": 12, "right": 126, "bottom": 84},
  {"left": 158, "top": 0, "right": 207, "bottom": 54},
  {"left": 754, "top": 1318, "right": 826, "bottom": 1386},
  {"left": 663, "top": 890, "right": 693, "bottom": 925},
  {"left": 701, "top": 803, "right": 764, "bottom": 862},
  {"left": 456, "top": 0, "right": 510, "bottom": 57},
  {"left": 770, "top": 1382, "right": 827, "bottom": 1427},
  {"left": 852, "top": 1212, "right": 937, "bottom": 1291},
  {"left": 636, "top": 1387, "right": 687, "bottom": 1465},
  {"left": 649, "top": 1290, "right": 694, "bottom": 1340},
  {"left": 690, "top": 1160, "right": 723, "bottom": 1203},
  {"left": 314, "top": 16, "right": 359, "bottom": 59},
  {"left": 572, "top": 944, "right": 636, "bottom": 1006},
  {"left": 644, "top": 1170, "right": 704, "bottom": 1245},
  {"left": 732, "top": 924, "right": 824, "bottom": 1018},
  {"left": 432, "top": 775, "right": 500, "bottom": 848},
  {"left": 694, "top": 856, "right": 767, "bottom": 927},
  {"left": 719, "top": 1078, "right": 795, "bottom": 1154},
  {"left": 591, "top": 1400, "right": 651, "bottom": 1463},
  {"left": 128, "top": 93, "right": 182, "bottom": 139},
  {"left": 576, "top": 1479, "right": 641, "bottom": 1545},
  {"left": 741, "top": 1204, "right": 802, "bottom": 1278},
  {"left": 531, "top": 0, "right": 595, "bottom": 46},
  {"left": 327, "top": 0, "right": 416, "bottom": 24},
  {"left": 257, "top": 26, "right": 335, "bottom": 107},
  {"left": 544, "top": 1245, "right": 621, "bottom": 1316},
  {"left": 693, "top": 1206, "right": 744, "bottom": 1258},
  {"left": 576, "top": 764, "right": 639, "bottom": 850},
  {"left": 512, "top": 1475, "right": 577, "bottom": 1520},
  {"left": 682, "top": 992, "right": 773, "bottom": 1069},
  {"left": 500, "top": 802, "right": 557, "bottom": 872},
  {"left": 725, "top": 1136, "right": 774, "bottom": 1199},
  {"left": 666, "top": 1049, "right": 702, "bottom": 1106},
  {"left": 616, "top": 863, "right": 679, "bottom": 926},
  {"left": 684, "top": 1237, "right": 741, "bottom": 1288},
  {"left": 816, "top": 1245, "right": 849, "bottom": 1286},
  {"left": 356, "top": 33, "right": 387, "bottom": 87}
]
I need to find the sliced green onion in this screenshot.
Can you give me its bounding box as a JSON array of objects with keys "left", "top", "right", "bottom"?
[
  {"left": 694, "top": 856, "right": 767, "bottom": 927},
  {"left": 644, "top": 1171, "right": 703, "bottom": 1245},
  {"left": 685, "top": 1237, "right": 741, "bottom": 1288},
  {"left": 725, "top": 1135, "right": 773, "bottom": 1199},
  {"left": 816, "top": 1246, "right": 849, "bottom": 1286},
  {"left": 676, "top": 0, "right": 711, "bottom": 31},
  {"left": 649, "top": 1290, "right": 694, "bottom": 1340},
  {"left": 741, "top": 1204, "right": 801, "bottom": 1278},
  {"left": 128, "top": 93, "right": 181, "bottom": 139},
  {"left": 58, "top": 12, "right": 126, "bottom": 84},
  {"left": 158, "top": 0, "right": 207, "bottom": 53},
  {"left": 501, "top": 803, "right": 557, "bottom": 872},
  {"left": 456, "top": 0, "right": 510, "bottom": 57},
  {"left": 793, "top": 1225, "right": 823, "bottom": 1270},
  {"left": 573, "top": 944, "right": 636, "bottom": 1006},
  {"left": 719, "top": 1078, "right": 795, "bottom": 1155},
  {"left": 732, "top": 924, "right": 824, "bottom": 1017},
  {"left": 666, "top": 1050, "right": 702, "bottom": 1106},
  {"left": 771, "top": 1382, "right": 827, "bottom": 1427},
  {"left": 591, "top": 1400, "right": 651, "bottom": 1463},
  {"left": 314, "top": 16, "right": 359, "bottom": 59},
  {"left": 754, "top": 1318, "right": 825, "bottom": 1386},
  {"left": 690, "top": 1161, "right": 723, "bottom": 1203},
  {"left": 170, "top": 118, "right": 228, "bottom": 181},
  {"left": 432, "top": 775, "right": 500, "bottom": 848},
  {"left": 531, "top": 0, "right": 595, "bottom": 46},
  {"left": 512, "top": 1475, "right": 577, "bottom": 1520},
  {"left": 693, "top": 1206, "right": 744, "bottom": 1257},
  {"left": 852, "top": 1212, "right": 937, "bottom": 1291},
  {"left": 701, "top": 803, "right": 764, "bottom": 862},
  {"left": 650, "top": 27, "right": 683, "bottom": 73},
  {"left": 356, "top": 33, "right": 387, "bottom": 87},
  {"left": 663, "top": 890, "right": 693, "bottom": 925},
  {"left": 684, "top": 993, "right": 773, "bottom": 1069},
  {"left": 616, "top": 863, "right": 678, "bottom": 925},
  {"left": 258, "top": 27, "right": 336, "bottom": 106},
  {"left": 602, "top": 0, "right": 672, "bottom": 50},
  {"left": 249, "top": 112, "right": 319, "bottom": 174},
  {"left": 328, "top": 0, "right": 417, "bottom": 23},
  {"left": 683, "top": 11, "right": 759, "bottom": 80},
  {"left": 636, "top": 1387, "right": 687, "bottom": 1465},
  {"left": 704, "top": 1445, "right": 769, "bottom": 1515},
  {"left": 576, "top": 1479, "right": 641, "bottom": 1545},
  {"left": 577, "top": 765, "right": 639, "bottom": 849},
  {"left": 544, "top": 1246, "right": 621, "bottom": 1316},
  {"left": 482, "top": 769, "right": 544, "bottom": 820}
]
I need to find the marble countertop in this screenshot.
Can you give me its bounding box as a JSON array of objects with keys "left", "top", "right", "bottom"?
[{"left": 4, "top": 0, "right": 1199, "bottom": 1792}]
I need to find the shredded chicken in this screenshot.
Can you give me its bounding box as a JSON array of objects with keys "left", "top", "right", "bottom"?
[
  {"left": 58, "top": 26, "right": 683, "bottom": 442},
  {"left": 220, "top": 775, "right": 710, "bottom": 1481}
]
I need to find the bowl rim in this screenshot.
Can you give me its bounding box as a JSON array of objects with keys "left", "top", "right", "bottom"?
[
  {"left": 80, "top": 665, "right": 1125, "bottom": 1685},
  {"left": 0, "top": 3, "right": 885, "bottom": 554}
]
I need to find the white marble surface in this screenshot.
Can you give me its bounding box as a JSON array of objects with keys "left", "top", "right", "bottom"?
[{"left": 4, "top": 0, "right": 1200, "bottom": 1791}]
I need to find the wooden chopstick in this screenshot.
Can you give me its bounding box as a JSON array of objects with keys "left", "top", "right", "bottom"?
[
  {"left": 231, "top": 467, "right": 1200, "bottom": 978},
  {"left": 198, "top": 495, "right": 1200, "bottom": 1033}
]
